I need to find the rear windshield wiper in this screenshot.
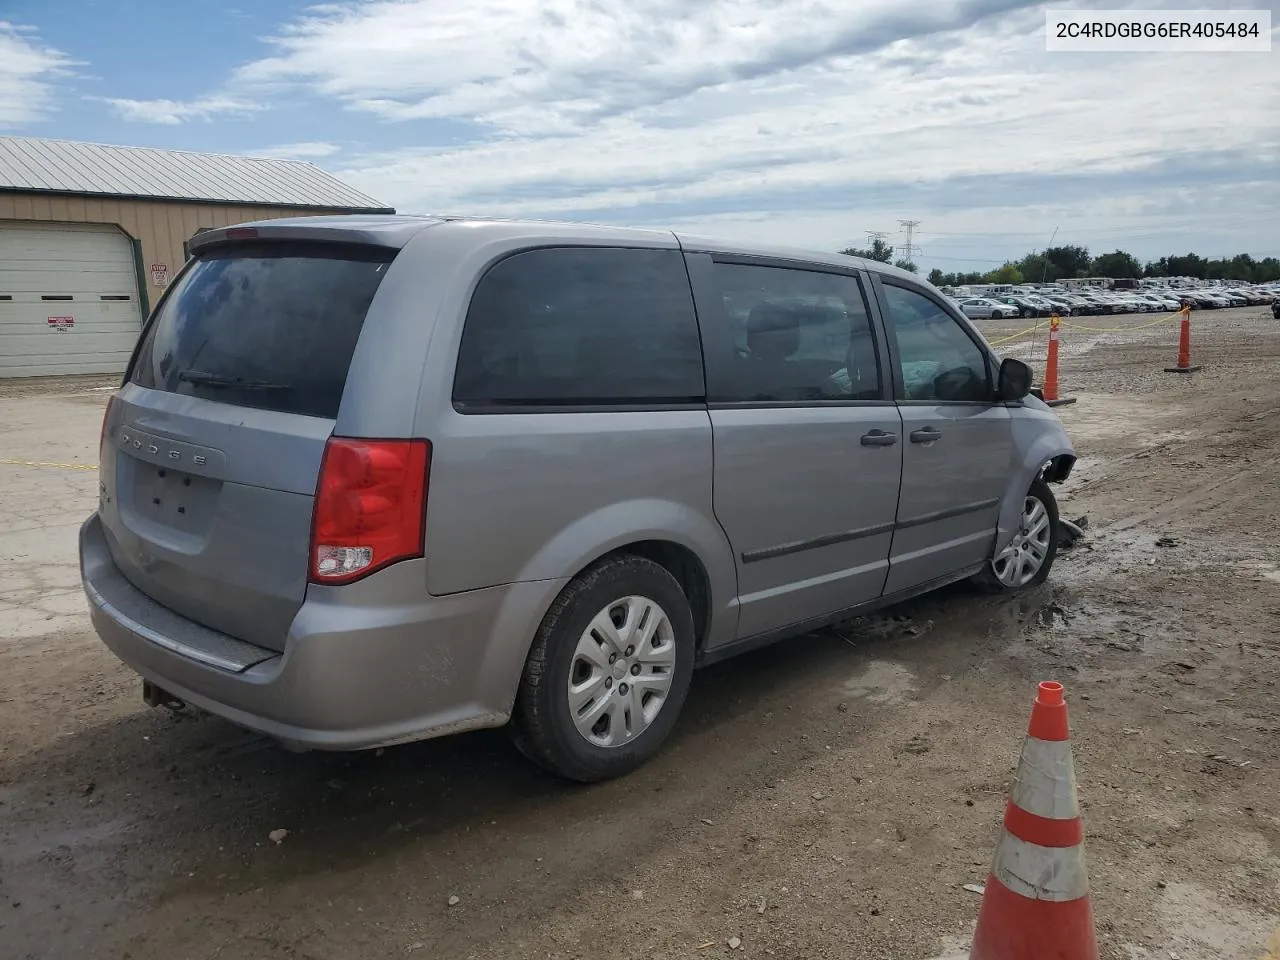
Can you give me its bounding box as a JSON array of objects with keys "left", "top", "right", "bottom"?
[{"left": 179, "top": 369, "right": 291, "bottom": 391}]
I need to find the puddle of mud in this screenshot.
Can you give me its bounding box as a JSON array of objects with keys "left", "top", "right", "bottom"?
[
  {"left": 841, "top": 661, "right": 918, "bottom": 706},
  {"left": 1052, "top": 526, "right": 1244, "bottom": 588}
]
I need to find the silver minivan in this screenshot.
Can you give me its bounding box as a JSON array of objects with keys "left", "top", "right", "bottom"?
[{"left": 80, "top": 216, "right": 1075, "bottom": 782}]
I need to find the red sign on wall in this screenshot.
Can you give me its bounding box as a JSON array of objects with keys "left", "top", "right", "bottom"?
[{"left": 47, "top": 316, "right": 75, "bottom": 330}]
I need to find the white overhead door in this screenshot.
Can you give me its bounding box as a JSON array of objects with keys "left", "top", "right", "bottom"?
[{"left": 0, "top": 221, "right": 143, "bottom": 378}]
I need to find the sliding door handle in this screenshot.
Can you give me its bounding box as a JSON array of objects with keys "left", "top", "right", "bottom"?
[
  {"left": 860, "top": 430, "right": 898, "bottom": 447},
  {"left": 910, "top": 427, "right": 943, "bottom": 444}
]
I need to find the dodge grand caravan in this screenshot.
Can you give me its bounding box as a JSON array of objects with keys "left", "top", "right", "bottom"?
[{"left": 81, "top": 216, "right": 1076, "bottom": 782}]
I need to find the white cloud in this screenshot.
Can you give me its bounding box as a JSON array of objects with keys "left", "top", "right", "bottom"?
[
  {"left": 87, "top": 0, "right": 1280, "bottom": 260},
  {"left": 327, "top": 27, "right": 1276, "bottom": 214},
  {"left": 227, "top": 1, "right": 1277, "bottom": 222},
  {"left": 98, "top": 94, "right": 262, "bottom": 125},
  {"left": 236, "top": 0, "right": 1051, "bottom": 132},
  {"left": 251, "top": 141, "right": 341, "bottom": 159},
  {"left": 0, "top": 22, "right": 76, "bottom": 126}
]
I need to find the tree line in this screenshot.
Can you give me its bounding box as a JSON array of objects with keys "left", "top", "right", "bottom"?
[
  {"left": 838, "top": 241, "right": 1280, "bottom": 287},
  {"left": 839, "top": 238, "right": 919, "bottom": 275}
]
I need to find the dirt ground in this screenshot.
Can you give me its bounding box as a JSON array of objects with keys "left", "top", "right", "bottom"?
[{"left": 1, "top": 305, "right": 1278, "bottom": 960}]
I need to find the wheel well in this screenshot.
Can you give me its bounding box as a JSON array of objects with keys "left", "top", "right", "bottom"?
[
  {"left": 602, "top": 541, "right": 712, "bottom": 652},
  {"left": 1043, "top": 453, "right": 1076, "bottom": 483}
]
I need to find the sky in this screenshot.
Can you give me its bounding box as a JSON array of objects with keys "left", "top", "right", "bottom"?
[{"left": 1, "top": 0, "right": 1276, "bottom": 274}]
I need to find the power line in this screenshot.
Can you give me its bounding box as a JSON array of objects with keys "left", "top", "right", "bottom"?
[
  {"left": 923, "top": 248, "right": 1280, "bottom": 265},
  {"left": 922, "top": 254, "right": 1009, "bottom": 264},
  {"left": 918, "top": 230, "right": 1064, "bottom": 238},
  {"left": 915, "top": 212, "right": 1279, "bottom": 245},
  {"left": 898, "top": 219, "right": 921, "bottom": 262}
]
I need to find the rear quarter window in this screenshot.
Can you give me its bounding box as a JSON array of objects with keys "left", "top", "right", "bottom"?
[
  {"left": 452, "top": 247, "right": 704, "bottom": 409},
  {"left": 130, "top": 241, "right": 395, "bottom": 419}
]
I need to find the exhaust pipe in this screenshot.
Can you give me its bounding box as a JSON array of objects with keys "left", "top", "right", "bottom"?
[{"left": 142, "top": 680, "right": 185, "bottom": 711}]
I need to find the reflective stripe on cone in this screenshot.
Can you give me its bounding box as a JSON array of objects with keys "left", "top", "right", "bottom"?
[
  {"left": 991, "top": 832, "right": 1089, "bottom": 902},
  {"left": 1010, "top": 737, "right": 1079, "bottom": 820}
]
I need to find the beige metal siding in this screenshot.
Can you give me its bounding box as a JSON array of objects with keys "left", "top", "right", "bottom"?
[{"left": 0, "top": 194, "right": 340, "bottom": 305}]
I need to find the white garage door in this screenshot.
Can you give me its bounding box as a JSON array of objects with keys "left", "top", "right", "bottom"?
[{"left": 0, "top": 221, "right": 144, "bottom": 378}]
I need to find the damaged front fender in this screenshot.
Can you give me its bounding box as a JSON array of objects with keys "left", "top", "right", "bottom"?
[{"left": 996, "top": 403, "right": 1077, "bottom": 553}]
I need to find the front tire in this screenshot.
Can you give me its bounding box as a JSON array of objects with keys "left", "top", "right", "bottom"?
[
  {"left": 971, "top": 479, "right": 1059, "bottom": 593},
  {"left": 512, "top": 555, "right": 696, "bottom": 782}
]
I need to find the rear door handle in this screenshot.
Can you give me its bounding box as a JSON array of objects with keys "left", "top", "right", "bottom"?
[
  {"left": 910, "top": 427, "right": 942, "bottom": 444},
  {"left": 860, "top": 430, "right": 898, "bottom": 447}
]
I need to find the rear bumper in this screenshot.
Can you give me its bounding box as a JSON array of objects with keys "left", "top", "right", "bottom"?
[{"left": 80, "top": 513, "right": 565, "bottom": 750}]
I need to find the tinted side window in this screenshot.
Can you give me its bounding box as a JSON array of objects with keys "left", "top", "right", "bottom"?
[
  {"left": 882, "top": 284, "right": 991, "bottom": 403},
  {"left": 453, "top": 247, "right": 703, "bottom": 407},
  {"left": 710, "top": 263, "right": 880, "bottom": 403},
  {"left": 130, "top": 242, "right": 395, "bottom": 419}
]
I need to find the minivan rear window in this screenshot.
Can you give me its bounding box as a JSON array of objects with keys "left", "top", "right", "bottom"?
[{"left": 130, "top": 241, "right": 395, "bottom": 419}]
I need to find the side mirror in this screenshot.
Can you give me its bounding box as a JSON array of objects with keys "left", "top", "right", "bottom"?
[{"left": 997, "top": 357, "right": 1033, "bottom": 402}]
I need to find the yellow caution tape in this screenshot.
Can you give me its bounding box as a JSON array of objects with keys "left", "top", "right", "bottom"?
[
  {"left": 987, "top": 319, "right": 1047, "bottom": 346},
  {"left": 0, "top": 458, "right": 98, "bottom": 472},
  {"left": 1059, "top": 310, "right": 1184, "bottom": 333},
  {"left": 985, "top": 306, "right": 1186, "bottom": 346}
]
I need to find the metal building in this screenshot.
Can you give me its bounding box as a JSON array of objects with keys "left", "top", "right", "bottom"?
[{"left": 0, "top": 136, "right": 393, "bottom": 378}]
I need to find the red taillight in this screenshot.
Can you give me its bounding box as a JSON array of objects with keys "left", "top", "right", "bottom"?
[
  {"left": 225, "top": 227, "right": 259, "bottom": 240},
  {"left": 309, "top": 438, "right": 431, "bottom": 585}
]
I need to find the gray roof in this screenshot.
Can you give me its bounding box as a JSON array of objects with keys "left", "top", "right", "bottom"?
[
  {"left": 190, "top": 213, "right": 923, "bottom": 284},
  {"left": 0, "top": 136, "right": 393, "bottom": 212}
]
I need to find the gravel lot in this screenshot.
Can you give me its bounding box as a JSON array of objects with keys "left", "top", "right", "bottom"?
[{"left": 1, "top": 305, "right": 1278, "bottom": 960}]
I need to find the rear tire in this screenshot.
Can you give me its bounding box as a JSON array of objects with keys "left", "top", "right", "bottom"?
[
  {"left": 511, "top": 555, "right": 696, "bottom": 782},
  {"left": 971, "top": 479, "right": 1059, "bottom": 594}
]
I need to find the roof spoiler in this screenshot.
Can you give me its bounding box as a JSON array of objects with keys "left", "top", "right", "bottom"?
[{"left": 189, "top": 217, "right": 441, "bottom": 257}]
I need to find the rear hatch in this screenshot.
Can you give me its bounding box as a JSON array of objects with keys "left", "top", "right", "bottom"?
[{"left": 99, "top": 238, "right": 396, "bottom": 651}]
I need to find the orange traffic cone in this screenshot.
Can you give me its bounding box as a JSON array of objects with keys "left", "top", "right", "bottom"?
[
  {"left": 1042, "top": 315, "right": 1061, "bottom": 402},
  {"left": 1038, "top": 314, "right": 1076, "bottom": 408},
  {"left": 1164, "top": 305, "right": 1202, "bottom": 374},
  {"left": 969, "top": 681, "right": 1098, "bottom": 960}
]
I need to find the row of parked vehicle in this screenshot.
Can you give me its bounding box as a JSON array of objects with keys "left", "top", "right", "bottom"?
[
  {"left": 952, "top": 285, "right": 1278, "bottom": 320},
  {"left": 1176, "top": 286, "right": 1280, "bottom": 309}
]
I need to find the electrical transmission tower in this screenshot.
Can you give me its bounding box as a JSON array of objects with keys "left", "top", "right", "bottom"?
[{"left": 897, "top": 220, "right": 922, "bottom": 262}]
